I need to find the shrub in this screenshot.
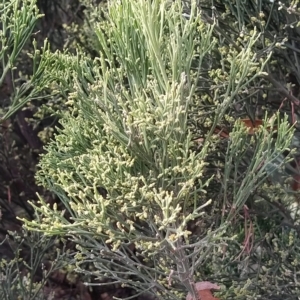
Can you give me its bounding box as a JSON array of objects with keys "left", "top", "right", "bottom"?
[{"left": 21, "top": 0, "right": 300, "bottom": 299}]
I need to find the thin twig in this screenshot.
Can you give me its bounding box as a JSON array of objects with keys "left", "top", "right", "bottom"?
[{"left": 261, "top": 73, "right": 300, "bottom": 106}]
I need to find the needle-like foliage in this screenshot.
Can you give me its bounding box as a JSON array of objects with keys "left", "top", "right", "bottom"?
[{"left": 20, "top": 0, "right": 298, "bottom": 299}]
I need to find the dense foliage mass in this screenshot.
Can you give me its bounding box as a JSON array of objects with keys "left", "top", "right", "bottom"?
[{"left": 2, "top": 0, "right": 300, "bottom": 299}]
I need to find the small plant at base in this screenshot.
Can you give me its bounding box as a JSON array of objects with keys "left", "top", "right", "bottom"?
[{"left": 0, "top": 229, "right": 67, "bottom": 300}]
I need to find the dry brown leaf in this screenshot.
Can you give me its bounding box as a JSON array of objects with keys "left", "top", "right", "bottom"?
[
  {"left": 240, "top": 119, "right": 263, "bottom": 135},
  {"left": 199, "top": 289, "right": 220, "bottom": 300},
  {"left": 186, "top": 281, "right": 220, "bottom": 300},
  {"left": 213, "top": 118, "right": 276, "bottom": 138}
]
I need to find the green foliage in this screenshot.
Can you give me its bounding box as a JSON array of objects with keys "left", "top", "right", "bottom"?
[
  {"left": 198, "top": 0, "right": 300, "bottom": 115},
  {"left": 0, "top": 0, "right": 65, "bottom": 121},
  {"left": 18, "top": 0, "right": 299, "bottom": 299},
  {"left": 0, "top": 1, "right": 97, "bottom": 299},
  {"left": 0, "top": 229, "right": 67, "bottom": 300},
  {"left": 0, "top": 0, "right": 41, "bottom": 85},
  {"left": 204, "top": 225, "right": 300, "bottom": 299}
]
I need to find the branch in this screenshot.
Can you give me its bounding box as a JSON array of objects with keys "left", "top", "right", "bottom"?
[{"left": 261, "top": 73, "right": 300, "bottom": 106}]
